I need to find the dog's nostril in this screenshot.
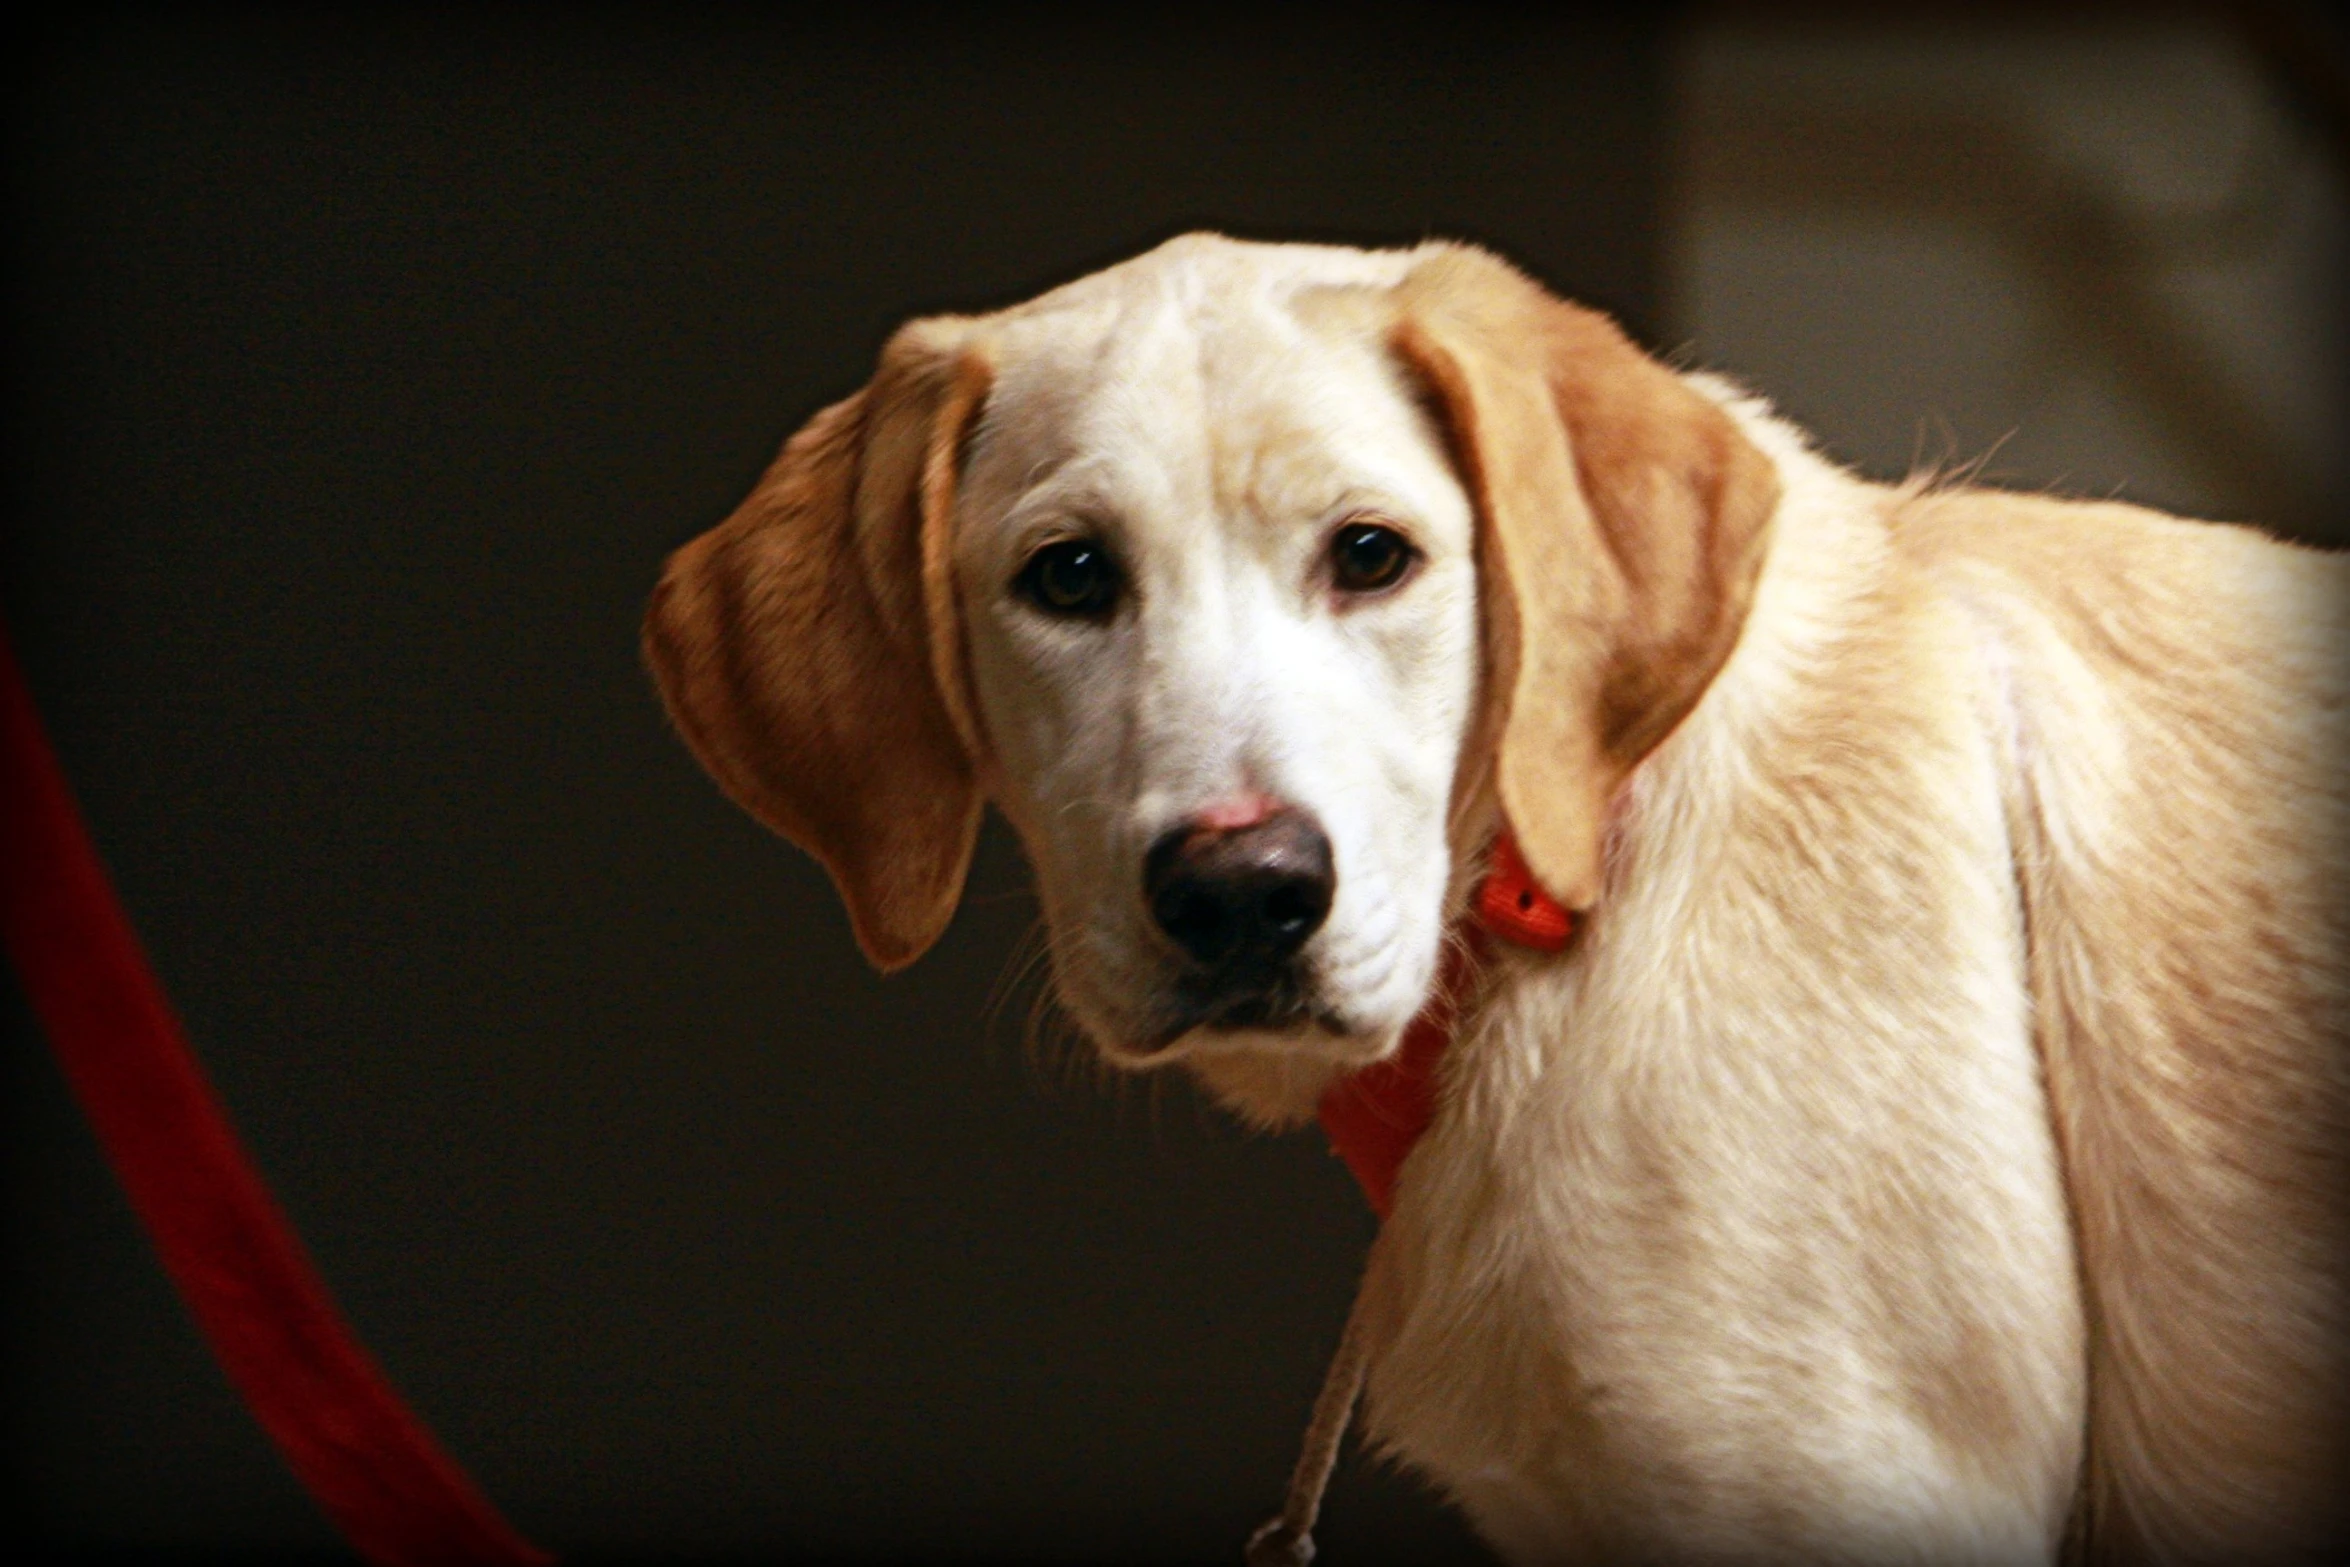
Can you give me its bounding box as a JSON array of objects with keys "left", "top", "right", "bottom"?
[
  {"left": 1144, "top": 808, "right": 1336, "bottom": 970},
  {"left": 1264, "top": 881, "right": 1329, "bottom": 936},
  {"left": 1153, "top": 886, "right": 1241, "bottom": 966}
]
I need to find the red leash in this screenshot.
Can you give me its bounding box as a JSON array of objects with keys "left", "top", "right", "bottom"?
[
  {"left": 0, "top": 624, "right": 549, "bottom": 1566},
  {"left": 2, "top": 594, "right": 1562, "bottom": 1560}
]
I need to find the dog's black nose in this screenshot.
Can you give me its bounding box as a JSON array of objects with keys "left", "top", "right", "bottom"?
[{"left": 1144, "top": 809, "right": 1335, "bottom": 970}]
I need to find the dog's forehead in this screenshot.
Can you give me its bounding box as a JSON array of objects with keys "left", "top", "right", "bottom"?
[
  {"left": 962, "top": 236, "right": 1442, "bottom": 528},
  {"left": 993, "top": 232, "right": 1418, "bottom": 332}
]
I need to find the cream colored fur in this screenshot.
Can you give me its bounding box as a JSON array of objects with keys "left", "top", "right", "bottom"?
[{"left": 644, "top": 235, "right": 2348, "bottom": 1564}]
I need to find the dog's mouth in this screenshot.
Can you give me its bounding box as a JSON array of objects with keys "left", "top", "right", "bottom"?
[{"left": 1123, "top": 962, "right": 1364, "bottom": 1059}]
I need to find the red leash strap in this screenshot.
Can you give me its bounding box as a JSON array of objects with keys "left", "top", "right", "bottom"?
[{"left": 0, "top": 625, "right": 549, "bottom": 1567}]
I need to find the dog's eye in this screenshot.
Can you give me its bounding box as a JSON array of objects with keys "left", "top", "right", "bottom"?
[
  {"left": 1016, "top": 538, "right": 1122, "bottom": 619},
  {"left": 1330, "top": 523, "right": 1417, "bottom": 595}
]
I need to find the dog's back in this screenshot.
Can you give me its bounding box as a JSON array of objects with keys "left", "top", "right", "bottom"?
[{"left": 1900, "top": 491, "right": 2349, "bottom": 1560}]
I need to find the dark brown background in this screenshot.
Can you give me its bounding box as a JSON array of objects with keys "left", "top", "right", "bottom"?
[{"left": 3, "top": 12, "right": 1667, "bottom": 1562}]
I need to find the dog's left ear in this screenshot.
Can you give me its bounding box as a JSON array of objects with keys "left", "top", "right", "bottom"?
[
  {"left": 642, "top": 320, "right": 993, "bottom": 972},
  {"left": 1390, "top": 244, "right": 1779, "bottom": 910}
]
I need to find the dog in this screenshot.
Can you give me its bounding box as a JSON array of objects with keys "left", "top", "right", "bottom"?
[{"left": 643, "top": 234, "right": 2346, "bottom": 1564}]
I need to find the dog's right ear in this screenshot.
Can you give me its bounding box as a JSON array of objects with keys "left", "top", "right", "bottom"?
[{"left": 642, "top": 321, "right": 993, "bottom": 972}]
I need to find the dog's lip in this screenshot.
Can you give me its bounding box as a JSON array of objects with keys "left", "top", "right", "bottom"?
[
  {"left": 1158, "top": 960, "right": 1324, "bottom": 1036},
  {"left": 1124, "top": 1005, "right": 1372, "bottom": 1062},
  {"left": 1201, "top": 993, "right": 1311, "bottom": 1033}
]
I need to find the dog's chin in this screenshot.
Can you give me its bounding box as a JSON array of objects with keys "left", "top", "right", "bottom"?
[
  {"left": 1201, "top": 1016, "right": 1410, "bottom": 1127},
  {"left": 1091, "top": 1008, "right": 1407, "bottom": 1130},
  {"left": 1182, "top": 1049, "right": 1350, "bottom": 1130}
]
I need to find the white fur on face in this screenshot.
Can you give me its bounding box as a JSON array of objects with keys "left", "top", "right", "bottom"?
[{"left": 953, "top": 241, "right": 1479, "bottom": 1089}]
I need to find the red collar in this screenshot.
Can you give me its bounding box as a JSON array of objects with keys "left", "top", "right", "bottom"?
[{"left": 1316, "top": 834, "right": 1575, "bottom": 1217}]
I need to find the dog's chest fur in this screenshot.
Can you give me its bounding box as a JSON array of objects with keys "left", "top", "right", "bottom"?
[{"left": 1360, "top": 432, "right": 2089, "bottom": 1563}]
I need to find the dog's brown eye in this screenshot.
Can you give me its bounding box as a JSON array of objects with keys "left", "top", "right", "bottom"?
[
  {"left": 1331, "top": 523, "right": 1416, "bottom": 595},
  {"left": 1017, "top": 538, "right": 1122, "bottom": 619}
]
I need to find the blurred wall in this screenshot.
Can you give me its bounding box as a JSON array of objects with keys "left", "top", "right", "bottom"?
[
  {"left": 3, "top": 13, "right": 1664, "bottom": 1563},
  {"left": 1668, "top": 5, "right": 2346, "bottom": 546}
]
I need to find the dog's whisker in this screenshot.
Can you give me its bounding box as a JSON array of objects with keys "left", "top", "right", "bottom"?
[{"left": 982, "top": 905, "right": 1050, "bottom": 1017}]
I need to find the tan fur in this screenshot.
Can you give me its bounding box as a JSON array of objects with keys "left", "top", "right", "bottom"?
[{"left": 644, "top": 235, "right": 2348, "bottom": 1563}]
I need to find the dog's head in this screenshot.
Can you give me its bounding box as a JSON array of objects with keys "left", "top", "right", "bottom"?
[{"left": 644, "top": 236, "right": 1777, "bottom": 1124}]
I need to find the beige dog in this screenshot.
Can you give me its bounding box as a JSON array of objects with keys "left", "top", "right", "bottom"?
[{"left": 643, "top": 235, "right": 2346, "bottom": 1564}]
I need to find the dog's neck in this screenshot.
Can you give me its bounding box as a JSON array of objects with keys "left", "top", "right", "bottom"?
[
  {"left": 1249, "top": 834, "right": 1576, "bottom": 1567},
  {"left": 1317, "top": 833, "right": 1573, "bottom": 1216}
]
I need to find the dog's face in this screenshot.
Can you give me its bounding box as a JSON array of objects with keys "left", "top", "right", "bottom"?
[
  {"left": 952, "top": 246, "right": 1480, "bottom": 1093},
  {"left": 644, "top": 235, "right": 1778, "bottom": 1125}
]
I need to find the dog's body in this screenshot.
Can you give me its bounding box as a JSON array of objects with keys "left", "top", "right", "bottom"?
[
  {"left": 1374, "top": 425, "right": 2347, "bottom": 1564},
  {"left": 646, "top": 236, "right": 2346, "bottom": 1562}
]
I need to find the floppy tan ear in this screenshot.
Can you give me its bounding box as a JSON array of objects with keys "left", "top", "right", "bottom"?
[
  {"left": 642, "top": 320, "right": 993, "bottom": 972},
  {"left": 1391, "top": 245, "right": 1780, "bottom": 910}
]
